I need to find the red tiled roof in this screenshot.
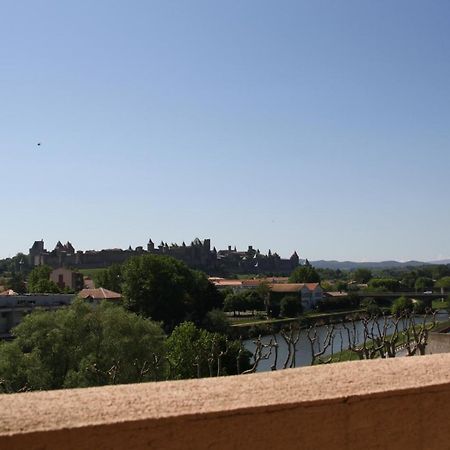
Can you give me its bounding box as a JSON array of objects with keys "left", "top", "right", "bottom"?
[
  {"left": 212, "top": 280, "right": 243, "bottom": 287},
  {"left": 78, "top": 288, "right": 121, "bottom": 300},
  {"left": 269, "top": 283, "right": 321, "bottom": 293},
  {"left": 269, "top": 284, "right": 304, "bottom": 293}
]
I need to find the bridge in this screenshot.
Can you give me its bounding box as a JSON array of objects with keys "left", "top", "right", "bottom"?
[
  {"left": 354, "top": 291, "right": 445, "bottom": 301},
  {"left": 325, "top": 291, "right": 446, "bottom": 301}
]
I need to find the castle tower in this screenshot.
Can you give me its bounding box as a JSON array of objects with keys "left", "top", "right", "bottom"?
[
  {"left": 147, "top": 239, "right": 155, "bottom": 252},
  {"left": 65, "top": 241, "right": 75, "bottom": 254},
  {"left": 290, "top": 251, "right": 300, "bottom": 266},
  {"left": 29, "top": 240, "right": 45, "bottom": 266}
]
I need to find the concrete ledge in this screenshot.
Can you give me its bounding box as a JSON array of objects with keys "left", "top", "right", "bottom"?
[{"left": 2, "top": 354, "right": 450, "bottom": 449}]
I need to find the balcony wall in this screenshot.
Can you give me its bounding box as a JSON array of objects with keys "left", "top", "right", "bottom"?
[{"left": 1, "top": 354, "right": 450, "bottom": 450}]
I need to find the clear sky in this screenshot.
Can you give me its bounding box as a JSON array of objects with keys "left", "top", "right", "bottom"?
[{"left": 2, "top": 0, "right": 450, "bottom": 261}]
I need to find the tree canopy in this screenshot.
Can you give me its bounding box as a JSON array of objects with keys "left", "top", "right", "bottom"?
[
  {"left": 367, "top": 278, "right": 400, "bottom": 292},
  {"left": 121, "top": 254, "right": 223, "bottom": 330},
  {"left": 289, "top": 264, "right": 321, "bottom": 283},
  {"left": 436, "top": 276, "right": 450, "bottom": 290},
  {"left": 0, "top": 300, "right": 167, "bottom": 392},
  {"left": 94, "top": 264, "right": 123, "bottom": 293},
  {"left": 5, "top": 272, "right": 26, "bottom": 293},
  {"left": 391, "top": 296, "right": 413, "bottom": 316},
  {"left": 166, "top": 322, "right": 250, "bottom": 379},
  {"left": 352, "top": 268, "right": 372, "bottom": 284},
  {"left": 414, "top": 277, "right": 434, "bottom": 292},
  {"left": 27, "top": 265, "right": 59, "bottom": 293},
  {"left": 280, "top": 295, "right": 302, "bottom": 317}
]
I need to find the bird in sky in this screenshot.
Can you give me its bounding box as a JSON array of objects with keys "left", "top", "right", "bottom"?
[{"left": 37, "top": 142, "right": 41, "bottom": 147}]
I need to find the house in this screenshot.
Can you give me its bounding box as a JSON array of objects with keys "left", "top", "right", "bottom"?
[
  {"left": 269, "top": 283, "right": 323, "bottom": 310},
  {"left": 0, "top": 294, "right": 75, "bottom": 337},
  {"left": 208, "top": 278, "right": 244, "bottom": 292},
  {"left": 50, "top": 268, "right": 84, "bottom": 291}
]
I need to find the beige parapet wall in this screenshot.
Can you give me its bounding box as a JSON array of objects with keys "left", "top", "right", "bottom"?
[{"left": 1, "top": 354, "right": 450, "bottom": 449}]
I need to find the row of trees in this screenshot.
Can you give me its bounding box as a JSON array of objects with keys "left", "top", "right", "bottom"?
[
  {"left": 246, "top": 308, "right": 438, "bottom": 370},
  {"left": 223, "top": 290, "right": 302, "bottom": 318},
  {"left": 319, "top": 266, "right": 450, "bottom": 293},
  {"left": 0, "top": 301, "right": 251, "bottom": 393}
]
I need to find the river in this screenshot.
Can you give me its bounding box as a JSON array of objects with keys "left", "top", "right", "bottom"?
[{"left": 244, "top": 312, "right": 449, "bottom": 371}]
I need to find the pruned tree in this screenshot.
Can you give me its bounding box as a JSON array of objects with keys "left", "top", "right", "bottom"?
[
  {"left": 279, "top": 322, "right": 305, "bottom": 369},
  {"left": 402, "top": 310, "right": 437, "bottom": 356},
  {"left": 307, "top": 324, "right": 336, "bottom": 365},
  {"left": 242, "top": 335, "right": 277, "bottom": 374}
]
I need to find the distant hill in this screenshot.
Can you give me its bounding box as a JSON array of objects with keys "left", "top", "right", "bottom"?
[
  {"left": 428, "top": 259, "right": 450, "bottom": 265},
  {"left": 309, "top": 260, "right": 429, "bottom": 270}
]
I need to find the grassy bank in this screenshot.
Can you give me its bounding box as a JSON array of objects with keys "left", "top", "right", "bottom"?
[{"left": 78, "top": 268, "right": 105, "bottom": 279}]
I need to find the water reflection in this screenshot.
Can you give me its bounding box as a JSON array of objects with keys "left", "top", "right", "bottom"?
[{"left": 244, "top": 313, "right": 448, "bottom": 372}]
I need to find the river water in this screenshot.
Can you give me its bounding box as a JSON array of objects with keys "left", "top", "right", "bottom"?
[{"left": 244, "top": 312, "right": 448, "bottom": 372}]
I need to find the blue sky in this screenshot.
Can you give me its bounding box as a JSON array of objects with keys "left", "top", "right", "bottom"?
[{"left": 1, "top": 1, "right": 450, "bottom": 261}]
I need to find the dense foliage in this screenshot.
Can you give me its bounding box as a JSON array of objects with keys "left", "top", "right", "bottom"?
[
  {"left": 367, "top": 278, "right": 400, "bottom": 292},
  {"left": 289, "top": 263, "right": 321, "bottom": 283},
  {"left": 94, "top": 264, "right": 123, "bottom": 293},
  {"left": 119, "top": 254, "right": 223, "bottom": 330},
  {"left": 0, "top": 301, "right": 167, "bottom": 392},
  {"left": 27, "top": 265, "right": 60, "bottom": 293},
  {"left": 391, "top": 296, "right": 413, "bottom": 316},
  {"left": 166, "top": 322, "right": 250, "bottom": 379},
  {"left": 0, "top": 302, "right": 249, "bottom": 393},
  {"left": 280, "top": 295, "right": 302, "bottom": 317},
  {"left": 223, "top": 291, "right": 265, "bottom": 316}
]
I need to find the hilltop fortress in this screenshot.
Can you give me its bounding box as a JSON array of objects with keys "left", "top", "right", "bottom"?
[{"left": 28, "top": 238, "right": 300, "bottom": 275}]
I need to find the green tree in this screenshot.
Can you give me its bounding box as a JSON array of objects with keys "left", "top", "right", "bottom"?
[
  {"left": 368, "top": 278, "right": 400, "bottom": 292},
  {"left": 202, "top": 309, "right": 230, "bottom": 334},
  {"left": 391, "top": 296, "right": 413, "bottom": 316},
  {"left": 436, "top": 276, "right": 450, "bottom": 290},
  {"left": 243, "top": 290, "right": 265, "bottom": 314},
  {"left": 401, "top": 271, "right": 418, "bottom": 290},
  {"left": 280, "top": 296, "right": 302, "bottom": 317},
  {"left": 94, "top": 264, "right": 123, "bottom": 292},
  {"left": 0, "top": 300, "right": 167, "bottom": 392},
  {"left": 27, "top": 265, "right": 60, "bottom": 293},
  {"left": 360, "top": 297, "right": 381, "bottom": 316},
  {"left": 166, "top": 322, "right": 250, "bottom": 379},
  {"left": 413, "top": 300, "right": 426, "bottom": 314},
  {"left": 289, "top": 265, "right": 321, "bottom": 283},
  {"left": 353, "top": 268, "right": 372, "bottom": 284},
  {"left": 0, "top": 253, "right": 31, "bottom": 276},
  {"left": 431, "top": 265, "right": 450, "bottom": 280},
  {"left": 121, "top": 254, "right": 222, "bottom": 330},
  {"left": 223, "top": 293, "right": 246, "bottom": 316},
  {"left": 6, "top": 272, "right": 26, "bottom": 293},
  {"left": 414, "top": 277, "right": 434, "bottom": 292}
]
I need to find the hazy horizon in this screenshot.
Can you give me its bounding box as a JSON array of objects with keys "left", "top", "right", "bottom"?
[{"left": 2, "top": 1, "right": 450, "bottom": 262}]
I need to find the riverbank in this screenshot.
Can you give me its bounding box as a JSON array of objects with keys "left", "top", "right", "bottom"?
[
  {"left": 243, "top": 313, "right": 450, "bottom": 370},
  {"left": 321, "top": 319, "right": 450, "bottom": 364},
  {"left": 230, "top": 308, "right": 390, "bottom": 339}
]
